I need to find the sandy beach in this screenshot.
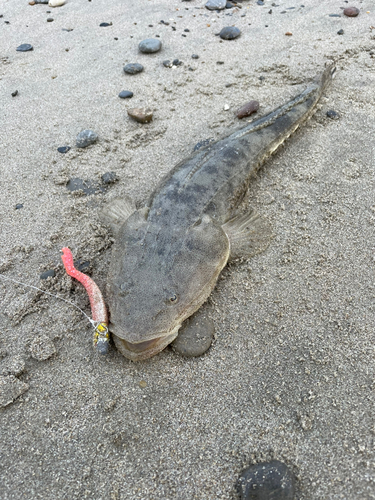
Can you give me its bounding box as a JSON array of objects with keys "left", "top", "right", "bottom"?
[{"left": 1, "top": 0, "right": 375, "bottom": 498}]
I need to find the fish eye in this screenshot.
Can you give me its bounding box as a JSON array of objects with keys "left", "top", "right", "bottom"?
[{"left": 168, "top": 294, "right": 178, "bottom": 304}]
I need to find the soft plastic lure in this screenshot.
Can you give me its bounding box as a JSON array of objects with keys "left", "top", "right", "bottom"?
[{"left": 61, "top": 247, "right": 109, "bottom": 354}]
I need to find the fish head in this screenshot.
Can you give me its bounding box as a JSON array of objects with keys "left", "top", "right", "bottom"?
[{"left": 107, "top": 211, "right": 230, "bottom": 360}]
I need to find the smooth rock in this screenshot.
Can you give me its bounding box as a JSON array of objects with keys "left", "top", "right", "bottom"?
[
  {"left": 343, "top": 7, "right": 359, "bottom": 17},
  {"left": 48, "top": 0, "right": 65, "bottom": 6},
  {"left": 47, "top": 18, "right": 54, "bottom": 22},
  {"left": 326, "top": 109, "right": 340, "bottom": 120},
  {"left": 127, "top": 107, "right": 153, "bottom": 123},
  {"left": 226, "top": 1, "right": 235, "bottom": 8},
  {"left": 29, "top": 335, "right": 56, "bottom": 361},
  {"left": 11, "top": 90, "right": 18, "bottom": 97},
  {"left": 237, "top": 460, "right": 295, "bottom": 500},
  {"left": 66, "top": 178, "right": 102, "bottom": 195},
  {"left": 173, "top": 58, "right": 182, "bottom": 66},
  {"left": 0, "top": 375, "right": 29, "bottom": 408},
  {"left": 236, "top": 100, "right": 259, "bottom": 118},
  {"left": 15, "top": 204, "right": 23, "bottom": 209},
  {"left": 123, "top": 63, "right": 144, "bottom": 75},
  {"left": 101, "top": 172, "right": 119, "bottom": 184},
  {"left": 205, "top": 0, "right": 226, "bottom": 10},
  {"left": 219, "top": 26, "right": 241, "bottom": 40},
  {"left": 172, "top": 315, "right": 214, "bottom": 357},
  {"left": 163, "top": 60, "right": 172, "bottom": 68},
  {"left": 118, "top": 90, "right": 133, "bottom": 98},
  {"left": 337, "top": 29, "right": 344, "bottom": 35},
  {"left": 57, "top": 146, "right": 71, "bottom": 153},
  {"left": 76, "top": 129, "right": 98, "bottom": 148},
  {"left": 100, "top": 22, "right": 112, "bottom": 27},
  {"left": 35, "top": 0, "right": 49, "bottom": 3},
  {"left": 138, "top": 38, "right": 162, "bottom": 53},
  {"left": 16, "top": 44, "right": 33, "bottom": 52},
  {"left": 257, "top": 0, "right": 264, "bottom": 4},
  {"left": 40, "top": 269, "right": 56, "bottom": 279},
  {"left": 191, "top": 54, "right": 199, "bottom": 59}
]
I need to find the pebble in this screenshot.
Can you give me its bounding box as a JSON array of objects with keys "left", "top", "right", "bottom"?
[
  {"left": 99, "top": 22, "right": 112, "bottom": 27},
  {"left": 285, "top": 31, "right": 293, "bottom": 36},
  {"left": 223, "top": 103, "right": 230, "bottom": 111},
  {"left": 16, "top": 44, "right": 33, "bottom": 52},
  {"left": 123, "top": 63, "right": 144, "bottom": 74},
  {"left": 337, "top": 29, "right": 344, "bottom": 35},
  {"left": 219, "top": 26, "right": 241, "bottom": 40},
  {"left": 192, "top": 54, "right": 199, "bottom": 59},
  {"left": 33, "top": 0, "right": 49, "bottom": 3},
  {"left": 326, "top": 109, "right": 340, "bottom": 120},
  {"left": 236, "top": 100, "right": 259, "bottom": 119},
  {"left": 101, "top": 172, "right": 119, "bottom": 184},
  {"left": 76, "top": 129, "right": 98, "bottom": 148},
  {"left": 15, "top": 204, "right": 23, "bottom": 209},
  {"left": 29, "top": 335, "right": 56, "bottom": 361},
  {"left": 57, "top": 146, "right": 71, "bottom": 153},
  {"left": 11, "top": 90, "right": 18, "bottom": 97},
  {"left": 237, "top": 460, "right": 295, "bottom": 500},
  {"left": 343, "top": 7, "right": 359, "bottom": 17},
  {"left": 118, "top": 90, "right": 133, "bottom": 98},
  {"left": 257, "top": 0, "right": 264, "bottom": 4},
  {"left": 47, "top": 18, "right": 54, "bottom": 22},
  {"left": 48, "top": 0, "right": 65, "bottom": 6},
  {"left": 173, "top": 58, "right": 182, "bottom": 66},
  {"left": 226, "top": 1, "right": 235, "bottom": 8},
  {"left": 329, "top": 14, "right": 341, "bottom": 17},
  {"left": 205, "top": 0, "right": 226, "bottom": 10},
  {"left": 127, "top": 107, "right": 153, "bottom": 123},
  {"left": 40, "top": 269, "right": 56, "bottom": 279},
  {"left": 138, "top": 38, "right": 162, "bottom": 53},
  {"left": 0, "top": 375, "right": 29, "bottom": 408},
  {"left": 163, "top": 60, "right": 173, "bottom": 68},
  {"left": 171, "top": 316, "right": 214, "bottom": 357},
  {"left": 66, "top": 178, "right": 101, "bottom": 195}
]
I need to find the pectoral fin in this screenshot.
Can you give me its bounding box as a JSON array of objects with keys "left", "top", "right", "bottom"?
[
  {"left": 222, "top": 209, "right": 273, "bottom": 260},
  {"left": 101, "top": 196, "right": 136, "bottom": 234}
]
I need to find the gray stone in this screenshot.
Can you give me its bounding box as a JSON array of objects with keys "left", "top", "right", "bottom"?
[
  {"left": 172, "top": 315, "right": 214, "bottom": 357},
  {"left": 118, "top": 90, "right": 133, "bottom": 98},
  {"left": 219, "top": 26, "right": 241, "bottom": 40},
  {"left": 205, "top": 0, "right": 226, "bottom": 10},
  {"left": 0, "top": 375, "right": 29, "bottom": 408},
  {"left": 123, "top": 63, "right": 144, "bottom": 75},
  {"left": 138, "top": 38, "right": 162, "bottom": 53},
  {"left": 40, "top": 269, "right": 56, "bottom": 279},
  {"left": 16, "top": 44, "right": 33, "bottom": 52},
  {"left": 76, "top": 129, "right": 98, "bottom": 148}
]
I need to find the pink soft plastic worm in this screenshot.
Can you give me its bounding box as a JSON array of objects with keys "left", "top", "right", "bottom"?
[{"left": 61, "top": 247, "right": 110, "bottom": 354}]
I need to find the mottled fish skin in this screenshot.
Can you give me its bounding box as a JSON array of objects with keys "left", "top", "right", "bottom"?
[{"left": 107, "top": 64, "right": 336, "bottom": 361}]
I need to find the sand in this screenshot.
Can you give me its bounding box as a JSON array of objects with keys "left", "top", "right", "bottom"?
[{"left": 1, "top": 0, "right": 374, "bottom": 498}]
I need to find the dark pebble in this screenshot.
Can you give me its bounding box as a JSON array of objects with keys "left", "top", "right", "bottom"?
[
  {"left": 337, "top": 29, "right": 344, "bottom": 35},
  {"left": 237, "top": 460, "right": 295, "bottom": 500},
  {"left": 118, "top": 90, "right": 133, "bottom": 98},
  {"left": 66, "top": 178, "right": 103, "bottom": 195},
  {"left": 15, "top": 204, "right": 23, "bottom": 209},
  {"left": 219, "top": 26, "right": 241, "bottom": 40},
  {"left": 11, "top": 90, "right": 18, "bottom": 97},
  {"left": 47, "top": 18, "right": 54, "bottom": 22},
  {"left": 16, "top": 44, "right": 33, "bottom": 52},
  {"left": 217, "top": 61, "right": 224, "bottom": 64},
  {"left": 191, "top": 54, "right": 199, "bottom": 59},
  {"left": 99, "top": 22, "right": 112, "bottom": 27},
  {"left": 40, "top": 270, "right": 56, "bottom": 280},
  {"left": 101, "top": 172, "right": 119, "bottom": 184},
  {"left": 76, "top": 129, "right": 98, "bottom": 148},
  {"left": 35, "top": 0, "right": 49, "bottom": 3},
  {"left": 329, "top": 14, "right": 341, "bottom": 17},
  {"left": 343, "top": 7, "right": 359, "bottom": 17},
  {"left": 236, "top": 100, "right": 259, "bottom": 119},
  {"left": 257, "top": 0, "right": 264, "bottom": 4},
  {"left": 171, "top": 316, "right": 214, "bottom": 357},
  {"left": 184, "top": 28, "right": 190, "bottom": 32},
  {"left": 173, "top": 58, "right": 182, "bottom": 66},
  {"left": 326, "top": 109, "right": 340, "bottom": 120},
  {"left": 123, "top": 63, "right": 144, "bottom": 75},
  {"left": 163, "top": 60, "right": 172, "bottom": 68},
  {"left": 259, "top": 75, "right": 266, "bottom": 81},
  {"left": 138, "top": 38, "right": 162, "bottom": 53},
  {"left": 171, "top": 26, "right": 176, "bottom": 31},
  {"left": 4, "top": 20, "right": 10, "bottom": 24},
  {"left": 74, "top": 260, "right": 90, "bottom": 272},
  {"left": 57, "top": 146, "right": 71, "bottom": 154}
]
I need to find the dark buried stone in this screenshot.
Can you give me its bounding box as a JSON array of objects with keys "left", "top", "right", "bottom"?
[
  {"left": 326, "top": 109, "right": 340, "bottom": 120},
  {"left": 101, "top": 172, "right": 119, "bottom": 184},
  {"left": 171, "top": 316, "right": 214, "bottom": 357},
  {"left": 99, "top": 22, "right": 112, "bottom": 27},
  {"left": 337, "top": 29, "right": 344, "bottom": 35},
  {"left": 16, "top": 44, "right": 33, "bottom": 52},
  {"left": 40, "top": 270, "right": 56, "bottom": 280},
  {"left": 219, "top": 26, "right": 241, "bottom": 40},
  {"left": 57, "top": 146, "right": 71, "bottom": 154},
  {"left": 236, "top": 100, "right": 259, "bottom": 119},
  {"left": 15, "top": 204, "right": 23, "bottom": 210}
]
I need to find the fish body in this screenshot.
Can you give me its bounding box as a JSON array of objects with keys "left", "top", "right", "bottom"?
[{"left": 106, "top": 64, "right": 336, "bottom": 361}]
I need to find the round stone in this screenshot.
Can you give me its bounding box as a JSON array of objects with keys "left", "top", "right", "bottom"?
[
  {"left": 191, "top": 54, "right": 199, "bottom": 59},
  {"left": 118, "top": 90, "right": 133, "bottom": 98},
  {"left": 57, "top": 146, "right": 71, "bottom": 153},
  {"left": 343, "top": 7, "right": 359, "bottom": 17},
  {"left": 236, "top": 100, "right": 260, "bottom": 119},
  {"left": 326, "top": 109, "right": 340, "bottom": 120},
  {"left": 16, "top": 44, "right": 33, "bottom": 52},
  {"left": 337, "top": 29, "right": 344, "bottom": 35},
  {"left": 219, "top": 26, "right": 241, "bottom": 40},
  {"left": 76, "top": 129, "right": 98, "bottom": 148},
  {"left": 138, "top": 38, "right": 162, "bottom": 54},
  {"left": 163, "top": 60, "right": 172, "bottom": 68},
  {"left": 237, "top": 460, "right": 295, "bottom": 500},
  {"left": 205, "top": 0, "right": 226, "bottom": 10},
  {"left": 171, "top": 316, "right": 214, "bottom": 357},
  {"left": 123, "top": 63, "right": 144, "bottom": 75},
  {"left": 127, "top": 107, "right": 153, "bottom": 123},
  {"left": 47, "top": 18, "right": 54, "bottom": 22}
]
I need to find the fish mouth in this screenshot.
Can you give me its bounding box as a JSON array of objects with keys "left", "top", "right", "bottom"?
[{"left": 112, "top": 329, "right": 180, "bottom": 361}]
